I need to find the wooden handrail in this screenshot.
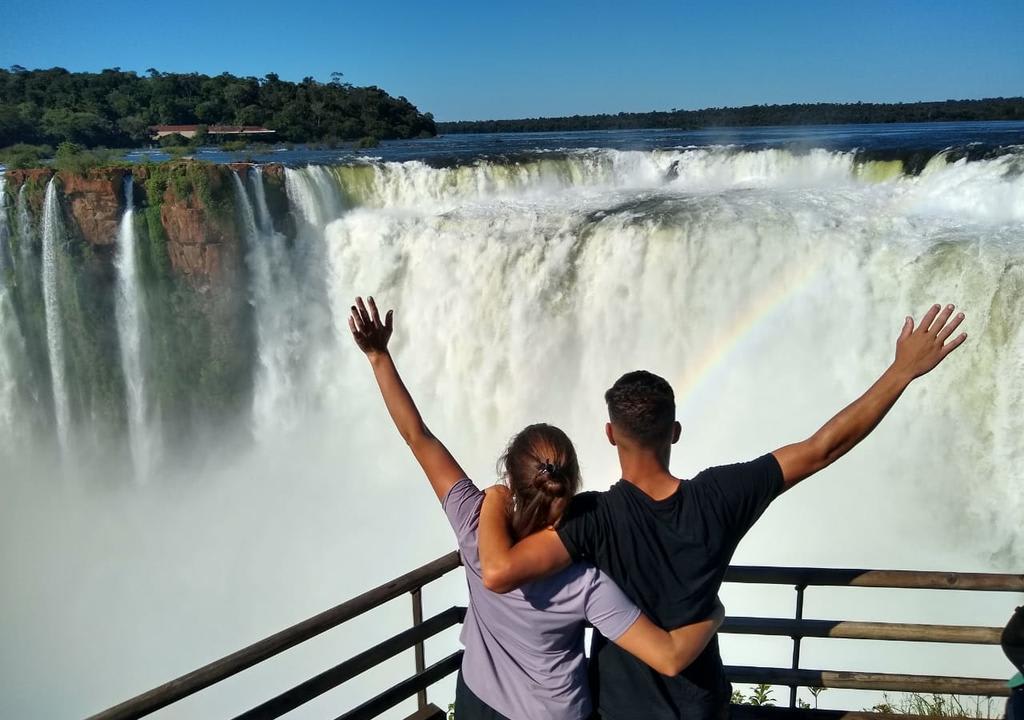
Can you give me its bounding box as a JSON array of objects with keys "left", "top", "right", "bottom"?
[
  {"left": 721, "top": 617, "right": 1003, "bottom": 644},
  {"left": 85, "top": 552, "right": 462, "bottom": 720},
  {"left": 724, "top": 566, "right": 1024, "bottom": 591}
]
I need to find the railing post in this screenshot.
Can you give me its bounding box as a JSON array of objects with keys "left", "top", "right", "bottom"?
[
  {"left": 789, "top": 583, "right": 806, "bottom": 708},
  {"left": 412, "top": 587, "right": 426, "bottom": 710}
]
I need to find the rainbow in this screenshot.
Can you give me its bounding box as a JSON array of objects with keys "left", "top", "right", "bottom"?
[{"left": 674, "top": 255, "right": 825, "bottom": 405}]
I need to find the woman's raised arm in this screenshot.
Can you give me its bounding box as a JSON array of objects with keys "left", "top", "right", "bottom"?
[{"left": 349, "top": 296, "right": 466, "bottom": 501}]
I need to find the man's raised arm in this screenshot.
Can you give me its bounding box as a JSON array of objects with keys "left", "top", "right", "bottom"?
[
  {"left": 773, "top": 304, "right": 967, "bottom": 491},
  {"left": 478, "top": 486, "right": 572, "bottom": 593}
]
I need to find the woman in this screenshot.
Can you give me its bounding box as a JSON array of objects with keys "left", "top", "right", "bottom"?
[{"left": 348, "top": 296, "right": 723, "bottom": 720}]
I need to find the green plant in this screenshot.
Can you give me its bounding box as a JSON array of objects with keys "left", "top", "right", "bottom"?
[
  {"left": 749, "top": 683, "right": 775, "bottom": 706},
  {"left": 188, "top": 125, "right": 209, "bottom": 148},
  {"left": 51, "top": 142, "right": 125, "bottom": 172},
  {"left": 163, "top": 145, "right": 191, "bottom": 159},
  {"left": 869, "top": 692, "right": 998, "bottom": 717},
  {"left": 731, "top": 684, "right": 776, "bottom": 707},
  {"left": 0, "top": 143, "right": 54, "bottom": 168},
  {"left": 158, "top": 133, "right": 190, "bottom": 148},
  {"left": 355, "top": 135, "right": 380, "bottom": 149}
]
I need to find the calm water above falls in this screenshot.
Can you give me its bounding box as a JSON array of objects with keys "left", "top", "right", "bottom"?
[{"left": 124, "top": 119, "right": 1024, "bottom": 165}]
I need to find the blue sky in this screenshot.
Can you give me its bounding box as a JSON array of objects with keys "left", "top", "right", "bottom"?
[{"left": 2, "top": 0, "right": 1021, "bottom": 121}]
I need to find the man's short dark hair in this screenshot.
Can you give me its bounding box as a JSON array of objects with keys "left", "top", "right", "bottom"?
[{"left": 604, "top": 370, "right": 676, "bottom": 447}]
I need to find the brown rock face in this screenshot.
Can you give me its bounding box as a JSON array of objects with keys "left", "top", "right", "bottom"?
[
  {"left": 6, "top": 168, "right": 54, "bottom": 187},
  {"left": 161, "top": 201, "right": 228, "bottom": 283},
  {"left": 7, "top": 162, "right": 274, "bottom": 292},
  {"left": 261, "top": 164, "right": 285, "bottom": 182},
  {"left": 157, "top": 165, "right": 239, "bottom": 288},
  {"left": 58, "top": 168, "right": 128, "bottom": 246},
  {"left": 5, "top": 168, "right": 56, "bottom": 216},
  {"left": 5, "top": 167, "right": 127, "bottom": 246}
]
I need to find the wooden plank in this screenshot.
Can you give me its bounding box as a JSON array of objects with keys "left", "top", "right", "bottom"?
[
  {"left": 85, "top": 552, "right": 462, "bottom": 720},
  {"left": 233, "top": 606, "right": 465, "bottom": 720},
  {"left": 334, "top": 651, "right": 463, "bottom": 720},
  {"left": 726, "top": 666, "right": 1009, "bottom": 697},
  {"left": 721, "top": 617, "right": 1002, "bottom": 644},
  {"left": 725, "top": 567, "right": 1024, "bottom": 591}
]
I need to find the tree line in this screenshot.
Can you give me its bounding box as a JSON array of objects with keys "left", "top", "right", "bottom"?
[
  {"left": 438, "top": 97, "right": 1024, "bottom": 134},
  {"left": 0, "top": 66, "right": 437, "bottom": 149}
]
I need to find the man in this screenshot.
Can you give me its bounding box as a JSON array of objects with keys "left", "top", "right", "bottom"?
[
  {"left": 1004, "top": 606, "right": 1024, "bottom": 720},
  {"left": 478, "top": 304, "right": 967, "bottom": 719}
]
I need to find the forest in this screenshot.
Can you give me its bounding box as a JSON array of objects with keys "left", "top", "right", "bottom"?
[
  {"left": 438, "top": 97, "right": 1024, "bottom": 134},
  {"left": 0, "top": 66, "right": 436, "bottom": 149}
]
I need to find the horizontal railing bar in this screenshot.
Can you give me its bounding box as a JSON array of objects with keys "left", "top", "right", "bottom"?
[
  {"left": 334, "top": 651, "right": 463, "bottom": 720},
  {"left": 722, "top": 617, "right": 1002, "bottom": 644},
  {"left": 725, "top": 566, "right": 1024, "bottom": 591},
  {"left": 233, "top": 606, "right": 466, "bottom": 720},
  {"left": 725, "top": 666, "right": 1009, "bottom": 697},
  {"left": 731, "top": 706, "right": 990, "bottom": 720},
  {"left": 85, "top": 551, "right": 462, "bottom": 720}
]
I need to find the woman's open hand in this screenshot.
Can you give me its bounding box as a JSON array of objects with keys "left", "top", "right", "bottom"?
[{"left": 349, "top": 296, "right": 394, "bottom": 357}]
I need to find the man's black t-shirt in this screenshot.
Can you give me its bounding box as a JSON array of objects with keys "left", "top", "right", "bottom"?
[{"left": 556, "top": 454, "right": 783, "bottom": 720}]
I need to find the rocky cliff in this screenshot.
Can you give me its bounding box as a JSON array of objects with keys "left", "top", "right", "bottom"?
[
  {"left": 0, "top": 161, "right": 295, "bottom": 445},
  {"left": 2, "top": 162, "right": 284, "bottom": 289}
]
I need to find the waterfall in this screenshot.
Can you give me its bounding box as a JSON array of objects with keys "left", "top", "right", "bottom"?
[
  {"left": 0, "top": 174, "right": 23, "bottom": 444},
  {"left": 16, "top": 184, "right": 34, "bottom": 265},
  {"left": 250, "top": 166, "right": 274, "bottom": 236},
  {"left": 41, "top": 178, "right": 71, "bottom": 457},
  {"left": 317, "top": 148, "right": 1024, "bottom": 564},
  {"left": 114, "top": 176, "right": 155, "bottom": 478},
  {"left": 286, "top": 165, "right": 345, "bottom": 228},
  {"left": 0, "top": 174, "right": 15, "bottom": 276},
  {"left": 235, "top": 167, "right": 332, "bottom": 439},
  {"left": 4, "top": 144, "right": 1024, "bottom": 718}
]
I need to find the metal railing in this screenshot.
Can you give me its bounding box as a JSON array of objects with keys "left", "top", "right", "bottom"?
[{"left": 86, "top": 555, "right": 1023, "bottom": 720}]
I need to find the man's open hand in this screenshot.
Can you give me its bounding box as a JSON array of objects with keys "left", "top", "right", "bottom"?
[
  {"left": 349, "top": 296, "right": 394, "bottom": 357},
  {"left": 893, "top": 304, "right": 967, "bottom": 380}
]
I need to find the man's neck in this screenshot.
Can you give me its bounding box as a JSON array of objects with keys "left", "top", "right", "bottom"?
[{"left": 618, "top": 450, "right": 680, "bottom": 501}]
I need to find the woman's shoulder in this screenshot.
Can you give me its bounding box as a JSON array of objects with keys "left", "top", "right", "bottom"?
[{"left": 442, "top": 478, "right": 484, "bottom": 550}]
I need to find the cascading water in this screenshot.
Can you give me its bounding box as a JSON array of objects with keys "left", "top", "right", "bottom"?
[
  {"left": 113, "top": 176, "right": 155, "bottom": 478},
  {"left": 16, "top": 184, "right": 34, "bottom": 266},
  {"left": 0, "top": 174, "right": 14, "bottom": 276},
  {"left": 320, "top": 148, "right": 1024, "bottom": 561},
  {"left": 3, "top": 141, "right": 1023, "bottom": 719},
  {"left": 40, "top": 178, "right": 71, "bottom": 457},
  {"left": 233, "top": 168, "right": 321, "bottom": 439},
  {"left": 270, "top": 166, "right": 344, "bottom": 421},
  {"left": 250, "top": 166, "right": 275, "bottom": 236},
  {"left": 0, "top": 174, "right": 23, "bottom": 445}
]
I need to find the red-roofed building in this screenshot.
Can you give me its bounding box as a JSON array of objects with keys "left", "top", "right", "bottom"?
[{"left": 150, "top": 124, "right": 276, "bottom": 140}]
